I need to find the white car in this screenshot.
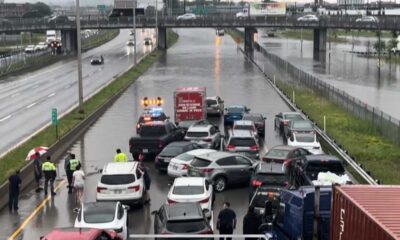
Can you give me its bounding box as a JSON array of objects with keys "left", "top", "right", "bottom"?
[
  {"left": 24, "top": 45, "right": 35, "bottom": 53},
  {"left": 176, "top": 13, "right": 197, "bottom": 20},
  {"left": 356, "top": 16, "right": 377, "bottom": 23},
  {"left": 74, "top": 201, "right": 129, "bottom": 240},
  {"left": 167, "top": 177, "right": 214, "bottom": 211},
  {"left": 287, "top": 132, "right": 323, "bottom": 155},
  {"left": 233, "top": 120, "right": 259, "bottom": 140},
  {"left": 96, "top": 162, "right": 145, "bottom": 207},
  {"left": 34, "top": 42, "right": 48, "bottom": 51},
  {"left": 126, "top": 39, "right": 135, "bottom": 46},
  {"left": 168, "top": 149, "right": 217, "bottom": 178},
  {"left": 297, "top": 15, "right": 319, "bottom": 22},
  {"left": 184, "top": 120, "right": 221, "bottom": 149}
]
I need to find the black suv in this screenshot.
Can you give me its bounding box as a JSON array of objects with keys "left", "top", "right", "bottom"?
[
  {"left": 249, "top": 162, "right": 288, "bottom": 198},
  {"left": 152, "top": 202, "right": 213, "bottom": 235}
]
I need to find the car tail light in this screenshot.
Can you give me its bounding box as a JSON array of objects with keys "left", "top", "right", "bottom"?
[
  {"left": 167, "top": 198, "right": 177, "bottom": 204},
  {"left": 128, "top": 185, "right": 140, "bottom": 192},
  {"left": 136, "top": 124, "right": 141, "bottom": 129},
  {"left": 159, "top": 140, "right": 164, "bottom": 148},
  {"left": 226, "top": 145, "right": 235, "bottom": 150},
  {"left": 144, "top": 116, "right": 151, "bottom": 121},
  {"left": 252, "top": 180, "right": 262, "bottom": 187},
  {"left": 198, "top": 197, "right": 210, "bottom": 203},
  {"left": 250, "top": 145, "right": 259, "bottom": 151},
  {"left": 283, "top": 160, "right": 290, "bottom": 166},
  {"left": 97, "top": 187, "right": 107, "bottom": 193},
  {"left": 202, "top": 168, "right": 214, "bottom": 173},
  {"left": 182, "top": 164, "right": 189, "bottom": 170}
]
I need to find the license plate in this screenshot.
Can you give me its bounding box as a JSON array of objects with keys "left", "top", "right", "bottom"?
[
  {"left": 173, "top": 165, "right": 178, "bottom": 170},
  {"left": 114, "top": 190, "right": 122, "bottom": 194},
  {"left": 164, "top": 158, "right": 170, "bottom": 163},
  {"left": 143, "top": 149, "right": 148, "bottom": 153}
]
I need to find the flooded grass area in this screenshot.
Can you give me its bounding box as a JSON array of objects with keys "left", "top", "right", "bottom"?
[{"left": 277, "top": 80, "right": 400, "bottom": 184}]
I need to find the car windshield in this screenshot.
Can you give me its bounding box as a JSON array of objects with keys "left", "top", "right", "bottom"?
[
  {"left": 140, "top": 125, "right": 167, "bottom": 136},
  {"left": 186, "top": 131, "right": 209, "bottom": 138},
  {"left": 229, "top": 138, "right": 256, "bottom": 147},
  {"left": 243, "top": 115, "right": 262, "bottom": 122},
  {"left": 295, "top": 134, "right": 315, "bottom": 143},
  {"left": 83, "top": 204, "right": 116, "bottom": 223},
  {"left": 265, "top": 149, "right": 289, "bottom": 158},
  {"left": 207, "top": 99, "right": 217, "bottom": 105},
  {"left": 284, "top": 114, "right": 303, "bottom": 121},
  {"left": 160, "top": 146, "right": 184, "bottom": 156},
  {"left": 227, "top": 107, "right": 244, "bottom": 113},
  {"left": 175, "top": 152, "right": 195, "bottom": 162},
  {"left": 166, "top": 220, "right": 207, "bottom": 233},
  {"left": 172, "top": 186, "right": 204, "bottom": 195},
  {"left": 292, "top": 121, "right": 313, "bottom": 130},
  {"left": 191, "top": 157, "right": 211, "bottom": 167},
  {"left": 101, "top": 174, "right": 136, "bottom": 185}
]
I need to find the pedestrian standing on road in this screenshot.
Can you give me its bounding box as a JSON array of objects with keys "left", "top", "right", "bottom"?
[
  {"left": 113, "top": 148, "right": 128, "bottom": 162},
  {"left": 217, "top": 202, "right": 236, "bottom": 240},
  {"left": 65, "top": 153, "right": 81, "bottom": 194},
  {"left": 8, "top": 170, "right": 21, "bottom": 212},
  {"left": 243, "top": 206, "right": 262, "bottom": 240},
  {"left": 139, "top": 163, "right": 151, "bottom": 204},
  {"left": 72, "top": 165, "right": 85, "bottom": 204},
  {"left": 42, "top": 156, "right": 57, "bottom": 196},
  {"left": 33, "top": 152, "right": 42, "bottom": 193}
]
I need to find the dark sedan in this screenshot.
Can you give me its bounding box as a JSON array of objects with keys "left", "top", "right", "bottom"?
[
  {"left": 274, "top": 112, "right": 305, "bottom": 137},
  {"left": 250, "top": 162, "right": 288, "bottom": 198},
  {"left": 155, "top": 141, "right": 202, "bottom": 172},
  {"left": 242, "top": 113, "right": 266, "bottom": 137},
  {"left": 224, "top": 105, "right": 250, "bottom": 125},
  {"left": 261, "top": 145, "right": 311, "bottom": 165},
  {"left": 90, "top": 56, "right": 104, "bottom": 65}
]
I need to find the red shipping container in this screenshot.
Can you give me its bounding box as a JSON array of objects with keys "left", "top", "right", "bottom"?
[
  {"left": 330, "top": 185, "right": 400, "bottom": 240},
  {"left": 174, "top": 87, "right": 206, "bottom": 123}
]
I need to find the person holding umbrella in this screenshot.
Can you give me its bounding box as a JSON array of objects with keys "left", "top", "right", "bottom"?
[{"left": 33, "top": 152, "right": 42, "bottom": 193}]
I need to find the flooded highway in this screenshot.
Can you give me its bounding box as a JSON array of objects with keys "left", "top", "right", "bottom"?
[
  {"left": 258, "top": 29, "right": 400, "bottom": 120},
  {"left": 0, "top": 28, "right": 294, "bottom": 239}
]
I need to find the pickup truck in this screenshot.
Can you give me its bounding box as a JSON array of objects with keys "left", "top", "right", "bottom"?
[
  {"left": 287, "top": 154, "right": 350, "bottom": 188},
  {"left": 129, "top": 121, "right": 185, "bottom": 159}
]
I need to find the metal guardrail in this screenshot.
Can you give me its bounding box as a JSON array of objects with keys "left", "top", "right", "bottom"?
[
  {"left": 1, "top": 15, "right": 400, "bottom": 32},
  {"left": 239, "top": 43, "right": 378, "bottom": 185}
]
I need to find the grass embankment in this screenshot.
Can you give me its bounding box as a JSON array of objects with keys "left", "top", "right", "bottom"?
[
  {"left": 276, "top": 80, "right": 400, "bottom": 184},
  {"left": 0, "top": 29, "right": 179, "bottom": 184},
  {"left": 82, "top": 29, "right": 120, "bottom": 51}
]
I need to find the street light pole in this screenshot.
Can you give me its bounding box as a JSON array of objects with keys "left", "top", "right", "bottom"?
[
  {"left": 76, "top": 0, "right": 84, "bottom": 113},
  {"left": 133, "top": 0, "right": 137, "bottom": 65},
  {"left": 155, "top": 0, "right": 158, "bottom": 43}
]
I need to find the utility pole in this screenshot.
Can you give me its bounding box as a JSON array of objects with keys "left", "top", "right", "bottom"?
[
  {"left": 156, "top": 0, "right": 158, "bottom": 43},
  {"left": 76, "top": 0, "right": 84, "bottom": 114},
  {"left": 133, "top": 0, "right": 137, "bottom": 65}
]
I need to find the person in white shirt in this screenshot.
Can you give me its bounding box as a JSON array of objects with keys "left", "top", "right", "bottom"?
[{"left": 72, "top": 165, "right": 85, "bottom": 204}]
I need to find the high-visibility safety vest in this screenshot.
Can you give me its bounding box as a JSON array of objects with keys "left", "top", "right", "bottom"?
[
  {"left": 113, "top": 153, "right": 128, "bottom": 162},
  {"left": 42, "top": 161, "right": 56, "bottom": 171},
  {"left": 69, "top": 159, "right": 79, "bottom": 171}
]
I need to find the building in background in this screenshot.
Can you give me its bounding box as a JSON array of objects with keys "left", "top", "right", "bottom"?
[
  {"left": 0, "top": 2, "right": 29, "bottom": 18},
  {"left": 337, "top": 0, "right": 364, "bottom": 6}
]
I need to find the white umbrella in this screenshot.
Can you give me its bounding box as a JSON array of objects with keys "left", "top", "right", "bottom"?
[{"left": 26, "top": 146, "right": 48, "bottom": 161}]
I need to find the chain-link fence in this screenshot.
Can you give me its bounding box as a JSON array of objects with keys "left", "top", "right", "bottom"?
[{"left": 252, "top": 40, "right": 400, "bottom": 145}]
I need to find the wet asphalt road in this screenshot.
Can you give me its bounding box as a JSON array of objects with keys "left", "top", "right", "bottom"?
[
  {"left": 0, "top": 28, "right": 292, "bottom": 240},
  {"left": 0, "top": 29, "right": 155, "bottom": 156},
  {"left": 258, "top": 29, "right": 400, "bottom": 120}
]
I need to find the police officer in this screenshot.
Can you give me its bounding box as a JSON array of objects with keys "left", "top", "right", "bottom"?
[
  {"left": 65, "top": 153, "right": 81, "bottom": 194},
  {"left": 113, "top": 149, "right": 128, "bottom": 162},
  {"left": 42, "top": 156, "right": 57, "bottom": 196}
]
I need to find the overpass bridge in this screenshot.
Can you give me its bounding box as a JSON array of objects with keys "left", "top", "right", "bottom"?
[{"left": 3, "top": 15, "right": 399, "bottom": 56}]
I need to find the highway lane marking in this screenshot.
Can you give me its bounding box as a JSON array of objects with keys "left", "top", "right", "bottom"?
[
  {"left": 47, "top": 93, "right": 55, "bottom": 98},
  {"left": 0, "top": 115, "right": 12, "bottom": 122},
  {"left": 8, "top": 180, "right": 66, "bottom": 240},
  {"left": 26, "top": 102, "right": 36, "bottom": 109}
]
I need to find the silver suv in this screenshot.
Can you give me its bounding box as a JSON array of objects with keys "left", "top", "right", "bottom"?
[
  {"left": 185, "top": 120, "right": 221, "bottom": 149},
  {"left": 225, "top": 129, "right": 260, "bottom": 159},
  {"left": 188, "top": 151, "right": 257, "bottom": 192},
  {"left": 206, "top": 96, "right": 224, "bottom": 115}
]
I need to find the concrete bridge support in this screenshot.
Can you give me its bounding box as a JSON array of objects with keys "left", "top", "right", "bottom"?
[
  {"left": 61, "top": 30, "right": 78, "bottom": 54},
  {"left": 157, "top": 27, "right": 167, "bottom": 50},
  {"left": 244, "top": 27, "right": 257, "bottom": 55},
  {"left": 313, "top": 28, "right": 327, "bottom": 60}
]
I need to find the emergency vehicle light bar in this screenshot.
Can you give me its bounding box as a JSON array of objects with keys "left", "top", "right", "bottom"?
[{"left": 142, "top": 97, "right": 163, "bottom": 107}]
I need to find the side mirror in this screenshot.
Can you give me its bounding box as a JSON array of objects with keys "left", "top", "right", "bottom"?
[
  {"left": 73, "top": 208, "right": 80, "bottom": 213},
  {"left": 275, "top": 114, "right": 280, "bottom": 118},
  {"left": 203, "top": 208, "right": 212, "bottom": 219},
  {"left": 123, "top": 205, "right": 130, "bottom": 211},
  {"left": 98, "top": 168, "right": 103, "bottom": 173},
  {"left": 263, "top": 117, "right": 267, "bottom": 120},
  {"left": 289, "top": 136, "right": 294, "bottom": 142},
  {"left": 151, "top": 210, "right": 158, "bottom": 215}
]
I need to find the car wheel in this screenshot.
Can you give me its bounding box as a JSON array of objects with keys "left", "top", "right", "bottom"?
[{"left": 213, "top": 176, "right": 227, "bottom": 192}]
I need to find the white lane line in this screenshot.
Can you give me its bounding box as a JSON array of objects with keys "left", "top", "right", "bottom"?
[
  {"left": 26, "top": 102, "right": 36, "bottom": 109},
  {"left": 0, "top": 115, "right": 12, "bottom": 122},
  {"left": 47, "top": 93, "right": 55, "bottom": 98},
  {"left": 11, "top": 93, "right": 20, "bottom": 98}
]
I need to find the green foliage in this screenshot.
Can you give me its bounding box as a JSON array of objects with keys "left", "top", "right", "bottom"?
[
  {"left": 23, "top": 2, "right": 52, "bottom": 18},
  {"left": 373, "top": 40, "right": 386, "bottom": 52}
]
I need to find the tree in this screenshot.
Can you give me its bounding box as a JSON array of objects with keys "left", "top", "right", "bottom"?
[
  {"left": 23, "top": 2, "right": 52, "bottom": 18},
  {"left": 386, "top": 31, "right": 399, "bottom": 59},
  {"left": 373, "top": 40, "right": 386, "bottom": 53}
]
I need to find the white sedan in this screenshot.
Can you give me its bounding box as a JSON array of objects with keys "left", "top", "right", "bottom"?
[
  {"left": 167, "top": 177, "right": 214, "bottom": 212},
  {"left": 356, "top": 16, "right": 377, "bottom": 23},
  {"left": 74, "top": 201, "right": 129, "bottom": 240},
  {"left": 297, "top": 15, "right": 319, "bottom": 22},
  {"left": 176, "top": 13, "right": 197, "bottom": 20},
  {"left": 167, "top": 149, "right": 217, "bottom": 178},
  {"left": 287, "top": 132, "right": 323, "bottom": 155},
  {"left": 24, "top": 45, "right": 35, "bottom": 53}
]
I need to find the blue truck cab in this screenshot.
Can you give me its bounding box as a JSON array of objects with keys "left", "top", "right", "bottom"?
[{"left": 268, "top": 186, "right": 332, "bottom": 240}]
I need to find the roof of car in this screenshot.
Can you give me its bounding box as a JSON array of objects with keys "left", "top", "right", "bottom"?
[
  {"left": 174, "top": 177, "right": 205, "bottom": 186},
  {"left": 103, "top": 162, "right": 138, "bottom": 175},
  {"left": 270, "top": 145, "right": 298, "bottom": 151},
  {"left": 42, "top": 228, "right": 107, "bottom": 240},
  {"left": 185, "top": 149, "right": 217, "bottom": 156},
  {"left": 243, "top": 113, "right": 263, "bottom": 118},
  {"left": 187, "top": 124, "right": 211, "bottom": 132},
  {"left": 197, "top": 151, "right": 235, "bottom": 161},
  {"left": 227, "top": 105, "right": 245, "bottom": 109},
  {"left": 206, "top": 96, "right": 219, "bottom": 100},
  {"left": 83, "top": 202, "right": 117, "bottom": 214},
  {"left": 164, "top": 203, "right": 204, "bottom": 220},
  {"left": 234, "top": 120, "right": 254, "bottom": 126},
  {"left": 281, "top": 111, "right": 302, "bottom": 116},
  {"left": 305, "top": 154, "right": 340, "bottom": 162},
  {"left": 165, "top": 141, "right": 195, "bottom": 147},
  {"left": 230, "top": 129, "right": 254, "bottom": 138}
]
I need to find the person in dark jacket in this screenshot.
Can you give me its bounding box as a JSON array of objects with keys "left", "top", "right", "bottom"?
[
  {"left": 139, "top": 163, "right": 151, "bottom": 204},
  {"left": 217, "top": 202, "right": 236, "bottom": 240},
  {"left": 243, "top": 206, "right": 262, "bottom": 240},
  {"left": 33, "top": 152, "right": 42, "bottom": 193},
  {"left": 9, "top": 170, "right": 21, "bottom": 212}
]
